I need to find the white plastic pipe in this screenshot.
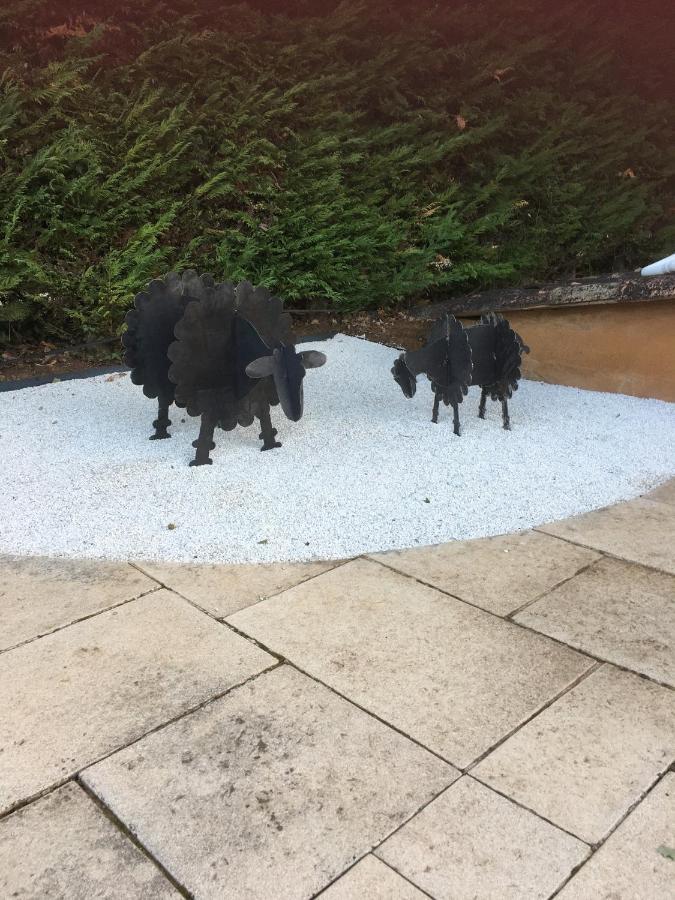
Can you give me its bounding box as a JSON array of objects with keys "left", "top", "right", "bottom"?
[{"left": 641, "top": 253, "right": 675, "bottom": 276}]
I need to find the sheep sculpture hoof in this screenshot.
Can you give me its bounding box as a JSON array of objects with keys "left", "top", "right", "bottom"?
[
  {"left": 150, "top": 410, "right": 171, "bottom": 439},
  {"left": 258, "top": 425, "right": 281, "bottom": 451}
]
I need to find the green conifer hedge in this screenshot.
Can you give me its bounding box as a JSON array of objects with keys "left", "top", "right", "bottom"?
[{"left": 0, "top": 1, "right": 673, "bottom": 343}]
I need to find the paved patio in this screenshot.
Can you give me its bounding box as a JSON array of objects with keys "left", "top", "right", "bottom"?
[{"left": 1, "top": 480, "right": 674, "bottom": 899}]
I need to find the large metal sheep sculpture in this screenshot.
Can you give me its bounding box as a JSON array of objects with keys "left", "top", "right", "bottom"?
[
  {"left": 122, "top": 271, "right": 326, "bottom": 466},
  {"left": 392, "top": 312, "right": 529, "bottom": 435}
]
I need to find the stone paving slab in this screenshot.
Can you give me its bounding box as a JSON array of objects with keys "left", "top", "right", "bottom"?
[
  {"left": 370, "top": 531, "right": 599, "bottom": 616},
  {"left": 4, "top": 485, "right": 675, "bottom": 898},
  {"left": 645, "top": 477, "right": 675, "bottom": 506},
  {"left": 229, "top": 558, "right": 593, "bottom": 768},
  {"left": 0, "top": 590, "right": 273, "bottom": 815},
  {"left": 377, "top": 776, "right": 589, "bottom": 900},
  {"left": 0, "top": 781, "right": 178, "bottom": 899},
  {"left": 473, "top": 665, "right": 675, "bottom": 844},
  {"left": 539, "top": 497, "right": 675, "bottom": 574},
  {"left": 516, "top": 557, "right": 675, "bottom": 686},
  {"left": 137, "top": 559, "right": 337, "bottom": 618},
  {"left": 319, "top": 856, "right": 428, "bottom": 899},
  {"left": 557, "top": 773, "right": 675, "bottom": 900},
  {"left": 0, "top": 554, "right": 156, "bottom": 651},
  {"left": 82, "top": 666, "right": 457, "bottom": 900}
]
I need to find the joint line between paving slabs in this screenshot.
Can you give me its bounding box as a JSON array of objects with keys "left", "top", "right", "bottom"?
[
  {"left": 129, "top": 555, "right": 353, "bottom": 622},
  {"left": 133, "top": 556, "right": 675, "bottom": 693},
  {"left": 0, "top": 582, "right": 163, "bottom": 657},
  {"left": 75, "top": 660, "right": 283, "bottom": 775},
  {"left": 222, "top": 619, "right": 288, "bottom": 664},
  {"left": 312, "top": 849, "right": 437, "bottom": 900},
  {"left": 547, "top": 853, "right": 593, "bottom": 899},
  {"left": 0, "top": 774, "right": 77, "bottom": 824},
  {"left": 275, "top": 655, "right": 605, "bottom": 791},
  {"left": 310, "top": 783, "right": 458, "bottom": 900},
  {"left": 132, "top": 573, "right": 224, "bottom": 622},
  {"left": 125, "top": 565, "right": 291, "bottom": 660},
  {"left": 466, "top": 772, "right": 593, "bottom": 847},
  {"left": 224, "top": 593, "right": 607, "bottom": 778},
  {"left": 76, "top": 776, "right": 194, "bottom": 899},
  {"left": 463, "top": 661, "right": 603, "bottom": 775},
  {"left": 376, "top": 857, "right": 437, "bottom": 900},
  {"left": 367, "top": 554, "right": 675, "bottom": 693},
  {"left": 545, "top": 765, "right": 675, "bottom": 899},
  {"left": 127, "top": 562, "right": 218, "bottom": 621},
  {"left": 513, "top": 581, "right": 675, "bottom": 692},
  {"left": 505, "top": 554, "right": 603, "bottom": 620},
  {"left": 367, "top": 552, "right": 596, "bottom": 630},
  {"left": 280, "top": 660, "right": 459, "bottom": 767},
  {"left": 562, "top": 653, "right": 673, "bottom": 694},
  {"left": 0, "top": 661, "right": 282, "bottom": 824},
  {"left": 236, "top": 556, "right": 355, "bottom": 614},
  {"left": 366, "top": 553, "right": 530, "bottom": 620},
  {"left": 366, "top": 552, "right": 585, "bottom": 646},
  {"left": 531, "top": 528, "right": 675, "bottom": 578},
  {"left": 215, "top": 556, "right": 356, "bottom": 623}
]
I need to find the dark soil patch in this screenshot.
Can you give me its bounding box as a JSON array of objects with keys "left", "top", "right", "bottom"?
[
  {"left": 0, "top": 310, "right": 435, "bottom": 384},
  {"left": 0, "top": 342, "right": 123, "bottom": 384},
  {"left": 297, "top": 309, "right": 430, "bottom": 349}
]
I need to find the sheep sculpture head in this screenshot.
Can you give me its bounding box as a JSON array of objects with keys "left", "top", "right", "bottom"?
[{"left": 246, "top": 346, "right": 326, "bottom": 423}]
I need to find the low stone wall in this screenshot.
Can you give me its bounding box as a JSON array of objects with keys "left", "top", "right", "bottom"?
[{"left": 505, "top": 300, "right": 675, "bottom": 401}]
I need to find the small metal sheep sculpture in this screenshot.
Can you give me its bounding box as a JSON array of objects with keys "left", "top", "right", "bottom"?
[
  {"left": 122, "top": 271, "right": 326, "bottom": 466},
  {"left": 392, "top": 312, "right": 529, "bottom": 435}
]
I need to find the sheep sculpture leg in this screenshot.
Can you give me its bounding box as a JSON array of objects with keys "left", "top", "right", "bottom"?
[
  {"left": 501, "top": 398, "right": 511, "bottom": 430},
  {"left": 190, "top": 414, "right": 217, "bottom": 466},
  {"left": 452, "top": 402, "right": 461, "bottom": 436},
  {"left": 150, "top": 397, "right": 172, "bottom": 440},
  {"left": 432, "top": 392, "right": 461, "bottom": 434},
  {"left": 478, "top": 387, "right": 487, "bottom": 420},
  {"left": 258, "top": 403, "right": 282, "bottom": 451},
  {"left": 431, "top": 393, "right": 441, "bottom": 424}
]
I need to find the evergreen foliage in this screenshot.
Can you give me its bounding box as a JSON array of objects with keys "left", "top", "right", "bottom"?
[{"left": 0, "top": 0, "right": 673, "bottom": 343}]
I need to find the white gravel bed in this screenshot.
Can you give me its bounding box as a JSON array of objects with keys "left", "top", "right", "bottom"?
[{"left": 1, "top": 334, "right": 673, "bottom": 564}]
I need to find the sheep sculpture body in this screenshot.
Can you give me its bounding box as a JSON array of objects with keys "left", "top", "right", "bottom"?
[
  {"left": 392, "top": 312, "right": 529, "bottom": 434},
  {"left": 122, "top": 271, "right": 326, "bottom": 465}
]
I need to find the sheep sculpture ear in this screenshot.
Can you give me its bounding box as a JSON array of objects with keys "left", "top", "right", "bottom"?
[
  {"left": 245, "top": 355, "right": 275, "bottom": 379},
  {"left": 299, "top": 350, "right": 327, "bottom": 369}
]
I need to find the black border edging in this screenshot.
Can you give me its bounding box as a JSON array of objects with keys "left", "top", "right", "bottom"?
[
  {"left": 297, "top": 331, "right": 337, "bottom": 344},
  {"left": 0, "top": 365, "right": 129, "bottom": 393},
  {"left": 0, "top": 334, "right": 336, "bottom": 393}
]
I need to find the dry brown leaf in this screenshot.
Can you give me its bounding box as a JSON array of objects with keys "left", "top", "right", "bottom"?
[
  {"left": 455, "top": 114, "right": 467, "bottom": 131},
  {"left": 420, "top": 203, "right": 440, "bottom": 218},
  {"left": 44, "top": 23, "right": 88, "bottom": 38},
  {"left": 493, "top": 67, "right": 514, "bottom": 82}
]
